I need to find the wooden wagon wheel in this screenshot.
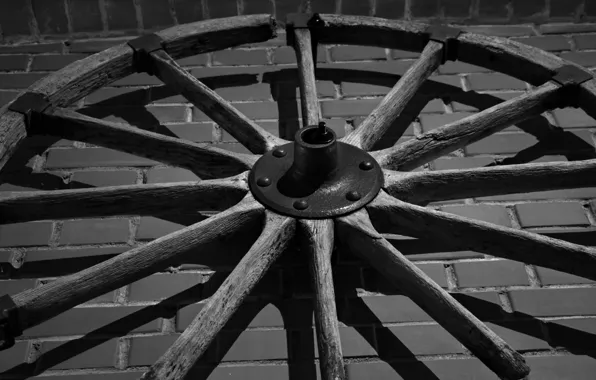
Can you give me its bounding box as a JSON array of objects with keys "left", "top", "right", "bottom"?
[{"left": 1, "top": 13, "right": 596, "bottom": 380}]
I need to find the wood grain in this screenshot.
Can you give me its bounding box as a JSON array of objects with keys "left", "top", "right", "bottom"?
[
  {"left": 141, "top": 211, "right": 296, "bottom": 380},
  {"left": 0, "top": 108, "right": 27, "bottom": 173},
  {"left": 336, "top": 208, "right": 529, "bottom": 380},
  {"left": 372, "top": 82, "right": 562, "bottom": 171},
  {"left": 341, "top": 40, "right": 443, "bottom": 150},
  {"left": 384, "top": 159, "right": 596, "bottom": 205},
  {"left": 150, "top": 49, "right": 285, "bottom": 154},
  {"left": 293, "top": 28, "right": 320, "bottom": 127},
  {"left": 12, "top": 195, "right": 264, "bottom": 331},
  {"left": 301, "top": 219, "right": 345, "bottom": 380},
  {"left": 368, "top": 190, "right": 596, "bottom": 281},
  {"left": 0, "top": 172, "right": 249, "bottom": 223},
  {"left": 37, "top": 108, "right": 256, "bottom": 178}
]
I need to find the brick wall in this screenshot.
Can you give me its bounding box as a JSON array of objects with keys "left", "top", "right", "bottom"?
[{"left": 1, "top": 1, "right": 596, "bottom": 380}]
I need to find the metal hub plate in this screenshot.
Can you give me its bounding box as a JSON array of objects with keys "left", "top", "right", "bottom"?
[{"left": 248, "top": 141, "right": 384, "bottom": 218}]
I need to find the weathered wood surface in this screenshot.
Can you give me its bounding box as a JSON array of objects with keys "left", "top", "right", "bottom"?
[
  {"left": 12, "top": 196, "right": 264, "bottom": 331},
  {"left": 579, "top": 78, "right": 596, "bottom": 121},
  {"left": 0, "top": 172, "right": 248, "bottom": 224},
  {"left": 301, "top": 219, "right": 345, "bottom": 380},
  {"left": 150, "top": 49, "right": 285, "bottom": 154},
  {"left": 0, "top": 109, "right": 27, "bottom": 173},
  {"left": 141, "top": 211, "right": 295, "bottom": 380},
  {"left": 38, "top": 108, "right": 256, "bottom": 178},
  {"left": 384, "top": 159, "right": 596, "bottom": 205},
  {"left": 342, "top": 40, "right": 443, "bottom": 150},
  {"left": 158, "top": 14, "right": 277, "bottom": 60},
  {"left": 337, "top": 208, "right": 529, "bottom": 380},
  {"left": 294, "top": 28, "right": 320, "bottom": 127},
  {"left": 368, "top": 191, "right": 596, "bottom": 281},
  {"left": 372, "top": 82, "right": 562, "bottom": 171}
]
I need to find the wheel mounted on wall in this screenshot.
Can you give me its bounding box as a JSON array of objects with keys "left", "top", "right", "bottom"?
[{"left": 1, "top": 13, "right": 596, "bottom": 380}]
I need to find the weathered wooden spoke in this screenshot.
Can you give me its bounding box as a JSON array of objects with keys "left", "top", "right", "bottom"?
[
  {"left": 10, "top": 195, "right": 263, "bottom": 332},
  {"left": 336, "top": 208, "right": 529, "bottom": 380},
  {"left": 149, "top": 49, "right": 285, "bottom": 153},
  {"left": 369, "top": 191, "right": 596, "bottom": 280},
  {"left": 0, "top": 172, "right": 248, "bottom": 224},
  {"left": 301, "top": 219, "right": 345, "bottom": 380},
  {"left": 384, "top": 159, "right": 596, "bottom": 205},
  {"left": 342, "top": 40, "right": 444, "bottom": 150},
  {"left": 35, "top": 108, "right": 256, "bottom": 178},
  {"left": 293, "top": 28, "right": 321, "bottom": 127},
  {"left": 372, "top": 82, "right": 563, "bottom": 171},
  {"left": 142, "top": 211, "right": 295, "bottom": 380}
]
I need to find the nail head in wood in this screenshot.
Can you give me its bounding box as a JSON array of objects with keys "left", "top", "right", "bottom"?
[
  {"left": 426, "top": 25, "right": 461, "bottom": 63},
  {"left": 127, "top": 33, "right": 165, "bottom": 75},
  {"left": 0, "top": 294, "right": 21, "bottom": 350}
]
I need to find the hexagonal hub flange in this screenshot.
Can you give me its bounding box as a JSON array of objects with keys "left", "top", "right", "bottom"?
[{"left": 248, "top": 124, "right": 384, "bottom": 218}]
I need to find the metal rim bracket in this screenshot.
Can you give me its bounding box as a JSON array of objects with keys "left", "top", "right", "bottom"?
[
  {"left": 0, "top": 294, "right": 21, "bottom": 350},
  {"left": 7, "top": 92, "right": 51, "bottom": 131},
  {"left": 426, "top": 25, "right": 462, "bottom": 64},
  {"left": 551, "top": 64, "right": 594, "bottom": 107},
  {"left": 127, "top": 33, "right": 165, "bottom": 75},
  {"left": 286, "top": 13, "right": 325, "bottom": 64}
]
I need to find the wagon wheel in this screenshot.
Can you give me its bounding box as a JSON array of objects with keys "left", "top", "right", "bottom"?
[{"left": 1, "top": 13, "right": 596, "bottom": 380}]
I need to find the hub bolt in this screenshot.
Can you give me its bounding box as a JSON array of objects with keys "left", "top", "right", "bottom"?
[
  {"left": 359, "top": 161, "right": 374, "bottom": 171},
  {"left": 257, "top": 177, "right": 271, "bottom": 187},
  {"left": 272, "top": 148, "right": 287, "bottom": 158},
  {"left": 346, "top": 191, "right": 361, "bottom": 201},
  {"left": 293, "top": 200, "right": 309, "bottom": 210}
]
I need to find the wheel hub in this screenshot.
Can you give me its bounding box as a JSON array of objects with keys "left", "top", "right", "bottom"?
[{"left": 248, "top": 123, "right": 384, "bottom": 218}]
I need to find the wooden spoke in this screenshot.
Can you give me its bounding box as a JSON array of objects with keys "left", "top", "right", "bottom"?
[
  {"left": 384, "top": 159, "right": 596, "bottom": 205},
  {"left": 372, "top": 82, "right": 562, "bottom": 171},
  {"left": 149, "top": 49, "right": 285, "bottom": 154},
  {"left": 293, "top": 28, "right": 320, "bottom": 127},
  {"left": 368, "top": 190, "right": 596, "bottom": 280},
  {"left": 11, "top": 195, "right": 264, "bottom": 332},
  {"left": 0, "top": 172, "right": 248, "bottom": 224},
  {"left": 142, "top": 211, "right": 296, "bottom": 380},
  {"left": 301, "top": 219, "right": 345, "bottom": 380},
  {"left": 0, "top": 109, "right": 27, "bottom": 173},
  {"left": 342, "top": 40, "right": 444, "bottom": 150},
  {"left": 336, "top": 208, "right": 529, "bottom": 380},
  {"left": 35, "top": 108, "right": 255, "bottom": 178}
]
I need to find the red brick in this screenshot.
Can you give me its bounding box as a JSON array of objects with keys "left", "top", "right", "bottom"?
[
  {"left": 60, "top": 218, "right": 129, "bottom": 245},
  {"left": 330, "top": 46, "right": 386, "bottom": 62},
  {"left": 486, "top": 321, "right": 549, "bottom": 350},
  {"left": 546, "top": 318, "right": 596, "bottom": 349},
  {"left": 515, "top": 202, "right": 589, "bottom": 227},
  {"left": 136, "top": 216, "right": 185, "bottom": 240},
  {"left": 0, "top": 342, "right": 28, "bottom": 371},
  {"left": 272, "top": 82, "right": 334, "bottom": 100},
  {"left": 194, "top": 101, "right": 279, "bottom": 121},
  {"left": 441, "top": 204, "right": 512, "bottom": 227},
  {"left": 128, "top": 335, "right": 180, "bottom": 366},
  {"left": 378, "top": 324, "right": 464, "bottom": 356},
  {"left": 322, "top": 327, "right": 376, "bottom": 357},
  {"left": 112, "top": 72, "right": 162, "bottom": 86},
  {"left": 177, "top": 54, "right": 208, "bottom": 67},
  {"left": 467, "top": 73, "right": 527, "bottom": 91},
  {"left": 0, "top": 90, "right": 19, "bottom": 106},
  {"left": 421, "top": 99, "right": 445, "bottom": 113},
  {"left": 346, "top": 358, "right": 498, "bottom": 379},
  {"left": 574, "top": 34, "right": 596, "bottom": 50},
  {"left": 32, "top": 0, "right": 69, "bottom": 34},
  {"left": 243, "top": 0, "right": 274, "bottom": 14},
  {"left": 146, "top": 168, "right": 200, "bottom": 183},
  {"left": 173, "top": 0, "right": 204, "bottom": 23},
  {"left": 0, "top": 2, "right": 32, "bottom": 36},
  {"left": 341, "top": 82, "right": 389, "bottom": 97},
  {"left": 25, "top": 306, "right": 161, "bottom": 337},
  {"left": 0, "top": 73, "right": 49, "bottom": 88},
  {"left": 140, "top": 0, "right": 174, "bottom": 29},
  {"left": 162, "top": 123, "right": 214, "bottom": 142},
  {"left": 450, "top": 291, "right": 504, "bottom": 320},
  {"left": 45, "top": 148, "right": 158, "bottom": 169},
  {"left": 560, "top": 51, "right": 596, "bottom": 67},
  {"left": 68, "top": 38, "right": 132, "bottom": 53},
  {"left": 391, "top": 49, "right": 419, "bottom": 59},
  {"left": 71, "top": 170, "right": 138, "bottom": 187},
  {"left": 30, "top": 54, "right": 87, "bottom": 71},
  {"left": 441, "top": 0, "right": 474, "bottom": 18},
  {"left": 365, "top": 262, "right": 447, "bottom": 293},
  {"left": 535, "top": 266, "right": 595, "bottom": 285},
  {"left": 376, "top": 0, "right": 406, "bottom": 19},
  {"left": 439, "top": 61, "right": 490, "bottom": 74},
  {"left": 212, "top": 49, "right": 268, "bottom": 66},
  {"left": 527, "top": 355, "right": 596, "bottom": 380},
  {"left": 69, "top": 0, "right": 103, "bottom": 32},
  {"left": 451, "top": 91, "right": 523, "bottom": 112},
  {"left": 0, "top": 279, "right": 37, "bottom": 295},
  {"left": 342, "top": 0, "right": 371, "bottom": 15},
  {"left": 129, "top": 273, "right": 205, "bottom": 302},
  {"left": 216, "top": 83, "right": 271, "bottom": 101},
  {"left": 466, "top": 132, "right": 537, "bottom": 154},
  {"left": 207, "top": 0, "right": 238, "bottom": 18},
  {"left": 40, "top": 339, "right": 118, "bottom": 369},
  {"left": 419, "top": 112, "right": 474, "bottom": 132},
  {"left": 271, "top": 45, "right": 327, "bottom": 64},
  {"left": 0, "top": 55, "right": 29, "bottom": 71},
  {"left": 541, "top": 23, "right": 596, "bottom": 35},
  {"left": 0, "top": 222, "right": 52, "bottom": 247},
  {"left": 24, "top": 246, "right": 125, "bottom": 263},
  {"left": 550, "top": 0, "right": 585, "bottom": 19},
  {"left": 463, "top": 25, "right": 535, "bottom": 37},
  {"left": 512, "top": 0, "right": 546, "bottom": 18},
  {"left": 343, "top": 295, "right": 431, "bottom": 324},
  {"left": 321, "top": 99, "right": 380, "bottom": 118},
  {"left": 0, "top": 43, "right": 63, "bottom": 54},
  {"left": 511, "top": 36, "right": 571, "bottom": 51},
  {"left": 208, "top": 365, "right": 290, "bottom": 380},
  {"left": 274, "top": 0, "right": 301, "bottom": 20},
  {"left": 509, "top": 288, "right": 596, "bottom": 316},
  {"left": 552, "top": 108, "right": 595, "bottom": 129},
  {"left": 220, "top": 330, "right": 287, "bottom": 361},
  {"left": 454, "top": 260, "right": 529, "bottom": 288},
  {"left": 105, "top": 0, "right": 137, "bottom": 30}
]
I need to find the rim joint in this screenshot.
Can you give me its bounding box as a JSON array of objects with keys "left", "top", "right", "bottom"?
[
  {"left": 425, "top": 25, "right": 462, "bottom": 64},
  {"left": 286, "top": 13, "right": 324, "bottom": 64},
  {"left": 127, "top": 33, "right": 165, "bottom": 76},
  {"left": 551, "top": 64, "right": 594, "bottom": 108},
  {"left": 7, "top": 92, "right": 51, "bottom": 132}
]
